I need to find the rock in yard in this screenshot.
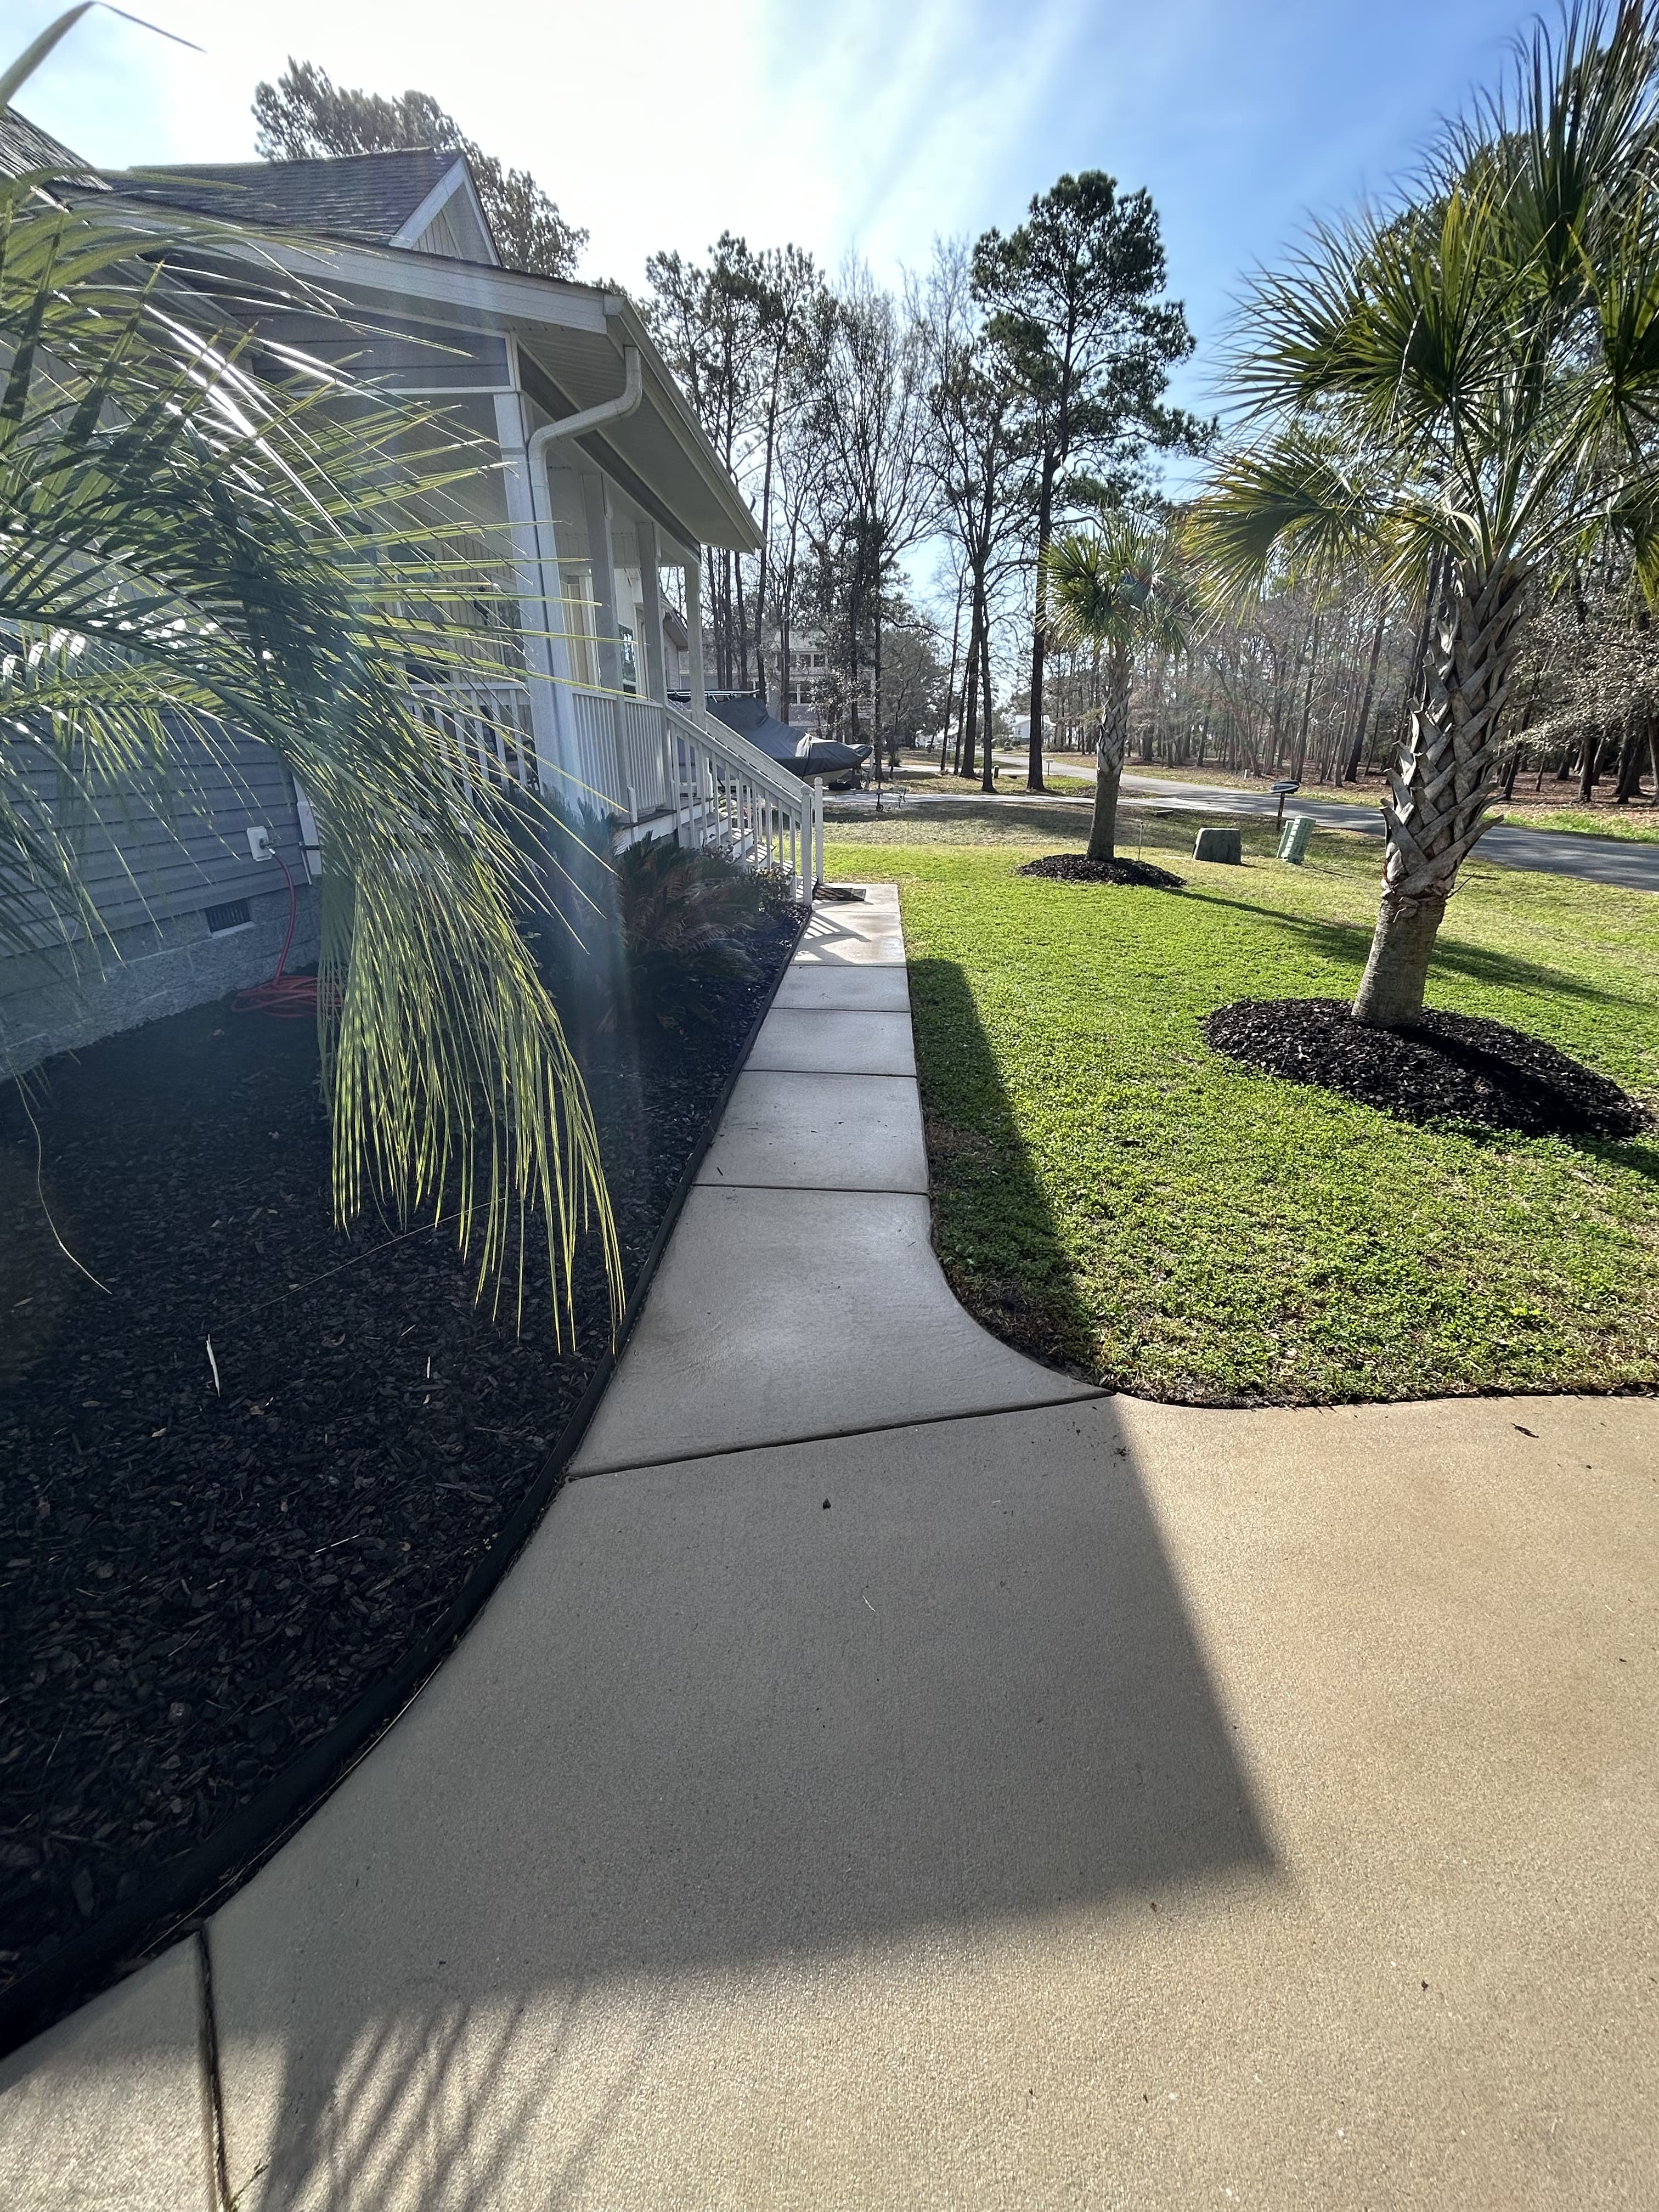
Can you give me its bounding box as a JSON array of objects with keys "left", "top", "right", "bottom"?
[{"left": 1193, "top": 826, "right": 1243, "bottom": 864}]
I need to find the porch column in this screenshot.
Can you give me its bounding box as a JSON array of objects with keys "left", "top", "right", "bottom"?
[
  {"left": 636, "top": 518, "right": 668, "bottom": 704},
  {"left": 492, "top": 391, "right": 566, "bottom": 781},
  {"left": 579, "top": 471, "right": 623, "bottom": 695},
  {"left": 684, "top": 553, "right": 708, "bottom": 722}
]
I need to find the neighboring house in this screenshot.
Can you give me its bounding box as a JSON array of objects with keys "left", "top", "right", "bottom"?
[
  {"left": 783, "top": 633, "right": 833, "bottom": 730},
  {"left": 766, "top": 630, "right": 865, "bottom": 740},
  {"left": 2, "top": 117, "right": 814, "bottom": 1077}
]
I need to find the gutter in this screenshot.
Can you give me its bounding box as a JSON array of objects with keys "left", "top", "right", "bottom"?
[{"left": 527, "top": 340, "right": 642, "bottom": 460}]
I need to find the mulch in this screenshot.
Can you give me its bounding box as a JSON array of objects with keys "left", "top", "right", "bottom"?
[
  {"left": 1203, "top": 997, "right": 1650, "bottom": 1140},
  {"left": 1017, "top": 853, "right": 1186, "bottom": 891},
  {"left": 0, "top": 907, "right": 798, "bottom": 1996}
]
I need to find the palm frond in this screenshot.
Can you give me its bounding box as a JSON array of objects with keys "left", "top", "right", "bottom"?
[
  {"left": 1042, "top": 516, "right": 1190, "bottom": 658},
  {"left": 0, "top": 169, "right": 618, "bottom": 1332},
  {"left": 1187, "top": 431, "right": 1384, "bottom": 599}
]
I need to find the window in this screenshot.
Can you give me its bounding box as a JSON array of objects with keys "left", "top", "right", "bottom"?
[{"left": 618, "top": 623, "right": 637, "bottom": 695}]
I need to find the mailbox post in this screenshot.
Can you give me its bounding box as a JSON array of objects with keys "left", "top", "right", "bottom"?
[{"left": 1271, "top": 778, "right": 1300, "bottom": 836}]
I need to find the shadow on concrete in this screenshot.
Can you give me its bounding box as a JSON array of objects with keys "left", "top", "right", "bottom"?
[
  {"left": 205, "top": 1391, "right": 1276, "bottom": 2206},
  {"left": 908, "top": 955, "right": 1098, "bottom": 1376},
  {"left": 225, "top": 1989, "right": 651, "bottom": 2212}
]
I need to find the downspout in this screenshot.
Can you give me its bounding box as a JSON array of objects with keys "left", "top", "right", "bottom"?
[
  {"left": 526, "top": 343, "right": 644, "bottom": 465},
  {"left": 523, "top": 338, "right": 644, "bottom": 668},
  {"left": 523, "top": 341, "right": 642, "bottom": 774}
]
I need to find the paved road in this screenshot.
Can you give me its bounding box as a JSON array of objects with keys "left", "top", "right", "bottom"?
[{"left": 855, "top": 757, "right": 1659, "bottom": 893}]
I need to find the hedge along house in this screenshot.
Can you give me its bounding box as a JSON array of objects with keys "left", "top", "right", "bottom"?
[{"left": 1, "top": 120, "right": 816, "bottom": 1079}]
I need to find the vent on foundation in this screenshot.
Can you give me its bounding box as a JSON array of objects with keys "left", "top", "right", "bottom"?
[{"left": 203, "top": 900, "right": 252, "bottom": 936}]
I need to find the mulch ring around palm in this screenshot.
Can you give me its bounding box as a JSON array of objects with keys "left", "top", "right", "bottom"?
[
  {"left": 1017, "top": 853, "right": 1185, "bottom": 891},
  {"left": 1204, "top": 997, "right": 1649, "bottom": 1141}
]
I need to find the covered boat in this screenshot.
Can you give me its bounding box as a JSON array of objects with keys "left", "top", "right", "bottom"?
[{"left": 699, "top": 695, "right": 871, "bottom": 788}]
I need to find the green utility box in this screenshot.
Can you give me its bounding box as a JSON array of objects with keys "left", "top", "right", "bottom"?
[
  {"left": 1278, "top": 815, "right": 1314, "bottom": 865},
  {"left": 1193, "top": 825, "right": 1243, "bottom": 864}
]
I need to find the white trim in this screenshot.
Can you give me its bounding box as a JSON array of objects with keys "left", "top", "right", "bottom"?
[
  {"left": 526, "top": 345, "right": 642, "bottom": 453},
  {"left": 492, "top": 386, "right": 565, "bottom": 785},
  {"left": 389, "top": 156, "right": 500, "bottom": 265},
  {"left": 636, "top": 518, "right": 667, "bottom": 704},
  {"left": 146, "top": 215, "right": 755, "bottom": 549},
  {"left": 94, "top": 193, "right": 759, "bottom": 548},
  {"left": 684, "top": 560, "right": 707, "bottom": 722}
]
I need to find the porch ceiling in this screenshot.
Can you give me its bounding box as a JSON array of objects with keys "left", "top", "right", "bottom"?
[
  {"left": 512, "top": 323, "right": 756, "bottom": 557},
  {"left": 198, "top": 230, "right": 756, "bottom": 557},
  {"left": 180, "top": 227, "right": 758, "bottom": 558}
]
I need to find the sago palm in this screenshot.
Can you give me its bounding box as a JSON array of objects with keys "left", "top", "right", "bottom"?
[
  {"left": 1, "top": 114, "right": 618, "bottom": 1328},
  {"left": 1190, "top": 0, "right": 1659, "bottom": 1025},
  {"left": 1043, "top": 517, "right": 1188, "bottom": 861}
]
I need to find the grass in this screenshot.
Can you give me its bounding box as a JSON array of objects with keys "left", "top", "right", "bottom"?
[
  {"left": 883, "top": 752, "right": 1094, "bottom": 796},
  {"left": 826, "top": 804, "right": 1659, "bottom": 1404},
  {"left": 1527, "top": 809, "right": 1659, "bottom": 843}
]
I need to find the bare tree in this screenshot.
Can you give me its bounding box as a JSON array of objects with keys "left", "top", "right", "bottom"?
[
  {"left": 645, "top": 237, "right": 768, "bottom": 688},
  {"left": 926, "top": 240, "right": 1026, "bottom": 787},
  {"left": 804, "top": 263, "right": 935, "bottom": 780}
]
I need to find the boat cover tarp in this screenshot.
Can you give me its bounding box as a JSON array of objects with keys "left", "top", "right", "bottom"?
[{"left": 704, "top": 695, "right": 870, "bottom": 782}]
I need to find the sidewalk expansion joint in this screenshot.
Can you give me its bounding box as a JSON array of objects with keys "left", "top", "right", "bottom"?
[
  {"left": 570, "top": 1386, "right": 1112, "bottom": 1482},
  {"left": 695, "top": 1178, "right": 930, "bottom": 1194}
]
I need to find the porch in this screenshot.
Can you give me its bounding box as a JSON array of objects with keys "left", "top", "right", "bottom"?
[{"left": 416, "top": 676, "right": 824, "bottom": 904}]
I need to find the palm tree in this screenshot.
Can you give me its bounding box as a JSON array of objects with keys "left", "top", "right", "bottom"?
[
  {"left": 1, "top": 102, "right": 618, "bottom": 1327},
  {"left": 1190, "top": 0, "right": 1659, "bottom": 1025},
  {"left": 1043, "top": 517, "right": 1188, "bottom": 861}
]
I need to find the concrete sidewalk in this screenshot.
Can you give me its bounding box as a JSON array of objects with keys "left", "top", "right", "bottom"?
[{"left": 5, "top": 885, "right": 1658, "bottom": 2211}]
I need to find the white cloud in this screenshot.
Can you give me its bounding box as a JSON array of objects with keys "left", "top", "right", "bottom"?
[{"left": 12, "top": 0, "right": 1083, "bottom": 291}]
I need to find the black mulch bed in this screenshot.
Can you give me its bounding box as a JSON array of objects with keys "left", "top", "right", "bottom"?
[
  {"left": 0, "top": 906, "right": 799, "bottom": 1996},
  {"left": 1017, "top": 852, "right": 1186, "bottom": 891},
  {"left": 1204, "top": 996, "right": 1650, "bottom": 1140}
]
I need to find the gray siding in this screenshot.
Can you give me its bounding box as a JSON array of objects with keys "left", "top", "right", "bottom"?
[
  {"left": 1, "top": 733, "right": 319, "bottom": 1076},
  {"left": 247, "top": 312, "right": 511, "bottom": 392}
]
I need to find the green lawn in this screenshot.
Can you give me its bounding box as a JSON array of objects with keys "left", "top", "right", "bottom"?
[
  {"left": 1527, "top": 808, "right": 1659, "bottom": 843},
  {"left": 827, "top": 804, "right": 1659, "bottom": 1404}
]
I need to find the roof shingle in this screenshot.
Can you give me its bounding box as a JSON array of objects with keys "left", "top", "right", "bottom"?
[
  {"left": 0, "top": 110, "right": 103, "bottom": 189},
  {"left": 100, "top": 150, "right": 462, "bottom": 246}
]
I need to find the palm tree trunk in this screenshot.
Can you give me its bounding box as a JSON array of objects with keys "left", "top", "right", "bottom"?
[
  {"left": 1353, "top": 559, "right": 1525, "bottom": 1027},
  {"left": 1086, "top": 648, "right": 1131, "bottom": 864}
]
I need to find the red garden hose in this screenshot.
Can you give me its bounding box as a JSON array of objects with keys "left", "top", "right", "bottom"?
[{"left": 232, "top": 849, "right": 318, "bottom": 1018}]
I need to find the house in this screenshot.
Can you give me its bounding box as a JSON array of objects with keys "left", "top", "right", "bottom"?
[
  {"left": 1, "top": 119, "right": 819, "bottom": 1076},
  {"left": 782, "top": 633, "right": 833, "bottom": 730}
]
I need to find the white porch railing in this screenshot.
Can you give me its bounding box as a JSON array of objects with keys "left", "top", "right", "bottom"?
[
  {"left": 561, "top": 684, "right": 676, "bottom": 825},
  {"left": 663, "top": 700, "right": 821, "bottom": 901},
  {"left": 414, "top": 679, "right": 538, "bottom": 794},
  {"left": 418, "top": 676, "right": 822, "bottom": 902}
]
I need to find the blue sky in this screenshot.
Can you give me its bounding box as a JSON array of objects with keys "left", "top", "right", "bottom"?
[{"left": 14, "top": 0, "right": 1531, "bottom": 424}]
